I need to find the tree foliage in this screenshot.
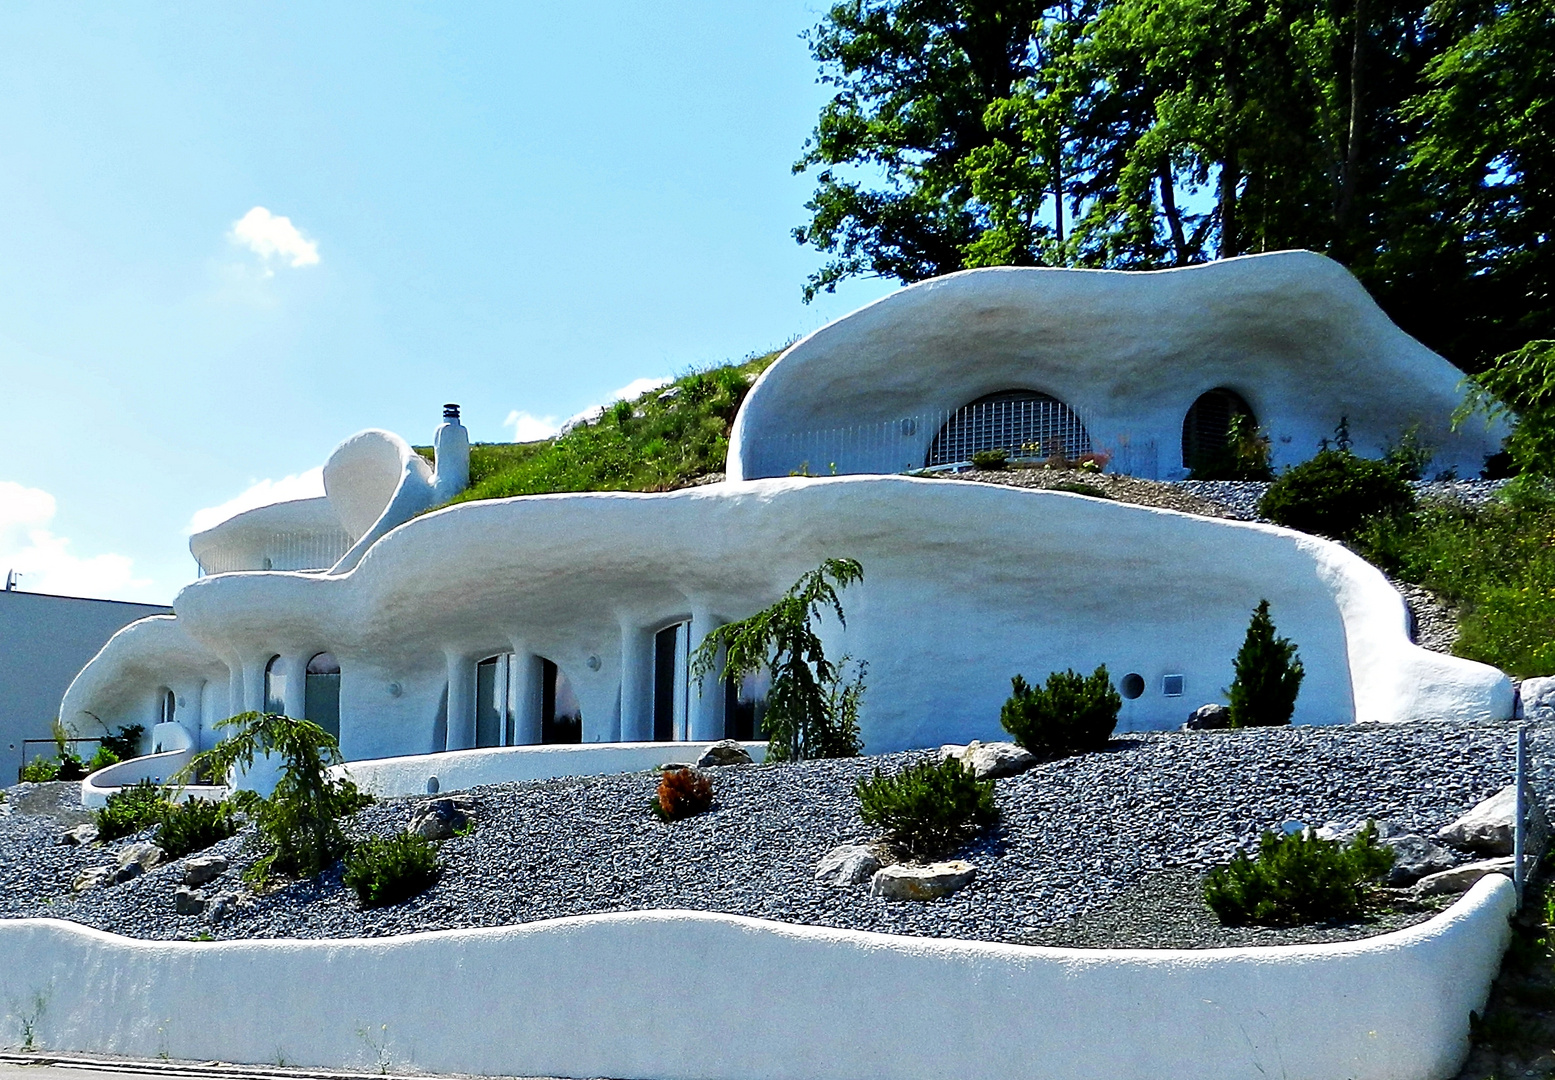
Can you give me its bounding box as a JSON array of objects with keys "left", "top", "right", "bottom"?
[
  {"left": 692, "top": 559, "right": 866, "bottom": 761},
  {"left": 1227, "top": 600, "right": 1306, "bottom": 727},
  {"left": 794, "top": 0, "right": 1555, "bottom": 368}
]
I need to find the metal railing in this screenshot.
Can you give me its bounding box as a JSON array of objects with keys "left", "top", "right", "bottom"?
[{"left": 195, "top": 528, "right": 355, "bottom": 577}]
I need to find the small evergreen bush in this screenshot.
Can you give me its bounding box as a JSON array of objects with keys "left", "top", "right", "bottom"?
[
  {"left": 1204, "top": 822, "right": 1396, "bottom": 926},
  {"left": 999, "top": 666, "right": 1121, "bottom": 758},
  {"left": 1227, "top": 600, "right": 1305, "bottom": 727},
  {"left": 970, "top": 448, "right": 1008, "bottom": 470},
  {"left": 155, "top": 798, "right": 240, "bottom": 858},
  {"left": 652, "top": 767, "right": 714, "bottom": 821},
  {"left": 854, "top": 757, "right": 998, "bottom": 859},
  {"left": 19, "top": 756, "right": 59, "bottom": 783},
  {"left": 95, "top": 779, "right": 171, "bottom": 841},
  {"left": 343, "top": 833, "right": 441, "bottom": 908},
  {"left": 1258, "top": 444, "right": 1415, "bottom": 542}
]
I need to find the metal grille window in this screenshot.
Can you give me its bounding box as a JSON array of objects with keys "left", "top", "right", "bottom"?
[
  {"left": 1182, "top": 388, "right": 1255, "bottom": 471},
  {"left": 926, "top": 390, "right": 1092, "bottom": 467}
]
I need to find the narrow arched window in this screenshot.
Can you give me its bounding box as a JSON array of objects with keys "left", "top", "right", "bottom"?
[
  {"left": 305, "top": 652, "right": 342, "bottom": 742},
  {"left": 1182, "top": 388, "right": 1256, "bottom": 472}
]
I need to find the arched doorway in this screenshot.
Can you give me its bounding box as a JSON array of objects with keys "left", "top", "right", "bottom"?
[
  {"left": 305, "top": 652, "right": 341, "bottom": 742},
  {"left": 653, "top": 622, "right": 690, "bottom": 741},
  {"left": 263, "top": 655, "right": 286, "bottom": 715},
  {"left": 475, "top": 653, "right": 510, "bottom": 749},
  {"left": 541, "top": 659, "right": 582, "bottom": 744},
  {"left": 926, "top": 390, "right": 1091, "bottom": 467},
  {"left": 1182, "top": 388, "right": 1257, "bottom": 472}
]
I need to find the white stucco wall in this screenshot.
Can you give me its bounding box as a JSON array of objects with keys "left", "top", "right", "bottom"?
[
  {"left": 728, "top": 251, "right": 1506, "bottom": 481},
  {"left": 61, "top": 477, "right": 1511, "bottom": 761},
  {"left": 0, "top": 875, "right": 1516, "bottom": 1080}
]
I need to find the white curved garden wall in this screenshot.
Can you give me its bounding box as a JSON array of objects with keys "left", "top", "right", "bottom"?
[
  {"left": 338, "top": 740, "right": 767, "bottom": 798},
  {"left": 0, "top": 875, "right": 1516, "bottom": 1080}
]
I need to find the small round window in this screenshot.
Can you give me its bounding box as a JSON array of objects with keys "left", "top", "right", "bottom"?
[{"left": 1120, "top": 673, "right": 1146, "bottom": 700}]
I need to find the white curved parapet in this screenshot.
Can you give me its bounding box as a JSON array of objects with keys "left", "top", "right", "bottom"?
[
  {"left": 728, "top": 251, "right": 1506, "bottom": 481},
  {"left": 336, "top": 740, "right": 769, "bottom": 799},
  {"left": 63, "top": 476, "right": 1511, "bottom": 759},
  {"left": 0, "top": 875, "right": 1517, "bottom": 1080}
]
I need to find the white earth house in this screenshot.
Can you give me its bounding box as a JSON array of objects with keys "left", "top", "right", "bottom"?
[{"left": 60, "top": 250, "right": 1512, "bottom": 774}]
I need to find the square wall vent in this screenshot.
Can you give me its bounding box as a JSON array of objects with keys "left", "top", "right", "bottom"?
[{"left": 1162, "top": 674, "right": 1185, "bottom": 697}]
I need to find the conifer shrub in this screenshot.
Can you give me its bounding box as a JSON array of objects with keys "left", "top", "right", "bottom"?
[
  {"left": 652, "top": 767, "right": 714, "bottom": 821},
  {"left": 1257, "top": 441, "right": 1415, "bottom": 542},
  {"left": 854, "top": 757, "right": 998, "bottom": 859},
  {"left": 1227, "top": 600, "right": 1305, "bottom": 728},
  {"left": 1204, "top": 822, "right": 1395, "bottom": 926},
  {"left": 970, "top": 448, "right": 1008, "bottom": 470},
  {"left": 343, "top": 833, "right": 441, "bottom": 908},
  {"left": 155, "top": 797, "right": 240, "bottom": 858},
  {"left": 95, "top": 779, "right": 172, "bottom": 841},
  {"left": 999, "top": 666, "right": 1121, "bottom": 758}
]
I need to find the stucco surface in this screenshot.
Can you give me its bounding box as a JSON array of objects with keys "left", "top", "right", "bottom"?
[
  {"left": 62, "top": 476, "right": 1510, "bottom": 760},
  {"left": 0, "top": 875, "right": 1517, "bottom": 1080},
  {"left": 729, "top": 251, "right": 1505, "bottom": 480}
]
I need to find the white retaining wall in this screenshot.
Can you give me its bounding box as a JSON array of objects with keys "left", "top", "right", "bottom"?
[
  {"left": 0, "top": 875, "right": 1517, "bottom": 1080},
  {"left": 336, "top": 740, "right": 768, "bottom": 798}
]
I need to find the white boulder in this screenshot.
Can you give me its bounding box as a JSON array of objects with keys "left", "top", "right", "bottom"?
[
  {"left": 938, "top": 741, "right": 1037, "bottom": 779},
  {"left": 1520, "top": 676, "right": 1555, "bottom": 722},
  {"left": 870, "top": 861, "right": 976, "bottom": 901},
  {"left": 1413, "top": 857, "right": 1516, "bottom": 896},
  {"left": 1435, "top": 784, "right": 1546, "bottom": 856},
  {"left": 814, "top": 844, "right": 883, "bottom": 888}
]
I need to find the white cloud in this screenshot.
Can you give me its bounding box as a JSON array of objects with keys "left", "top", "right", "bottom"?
[
  {"left": 229, "top": 206, "right": 320, "bottom": 270},
  {"left": 187, "top": 467, "right": 326, "bottom": 534},
  {"left": 504, "top": 410, "right": 560, "bottom": 442},
  {"left": 558, "top": 376, "right": 673, "bottom": 432},
  {"left": 0, "top": 481, "right": 152, "bottom": 601}
]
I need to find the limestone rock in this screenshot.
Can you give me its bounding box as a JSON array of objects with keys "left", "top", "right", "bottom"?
[
  {"left": 183, "top": 855, "right": 229, "bottom": 887},
  {"left": 1412, "top": 856, "right": 1516, "bottom": 896},
  {"left": 174, "top": 886, "right": 206, "bottom": 915},
  {"left": 114, "top": 842, "right": 165, "bottom": 882},
  {"left": 60, "top": 823, "right": 99, "bottom": 846},
  {"left": 409, "top": 797, "right": 472, "bottom": 841},
  {"left": 695, "top": 739, "right": 754, "bottom": 768},
  {"left": 937, "top": 741, "right": 1037, "bottom": 779},
  {"left": 814, "top": 844, "right": 882, "bottom": 887},
  {"left": 73, "top": 866, "right": 116, "bottom": 892},
  {"left": 870, "top": 861, "right": 976, "bottom": 901},
  {"left": 1521, "top": 676, "right": 1555, "bottom": 722},
  {"left": 1381, "top": 834, "right": 1460, "bottom": 886},
  {"left": 207, "top": 891, "right": 238, "bottom": 922},
  {"left": 1184, "top": 704, "right": 1232, "bottom": 731},
  {"left": 1436, "top": 785, "right": 1547, "bottom": 856}
]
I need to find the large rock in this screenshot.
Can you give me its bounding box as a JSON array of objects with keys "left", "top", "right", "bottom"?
[
  {"left": 60, "top": 823, "right": 99, "bottom": 847},
  {"left": 1382, "top": 834, "right": 1460, "bottom": 886},
  {"left": 72, "top": 866, "right": 116, "bottom": 892},
  {"left": 1413, "top": 856, "right": 1516, "bottom": 896},
  {"left": 183, "top": 855, "right": 229, "bottom": 887},
  {"left": 1521, "top": 676, "right": 1555, "bottom": 722},
  {"left": 938, "top": 741, "right": 1036, "bottom": 779},
  {"left": 695, "top": 740, "right": 754, "bottom": 768},
  {"left": 174, "top": 886, "right": 206, "bottom": 916},
  {"left": 1436, "top": 784, "right": 1547, "bottom": 856},
  {"left": 207, "top": 891, "right": 238, "bottom": 922},
  {"left": 814, "top": 844, "right": 883, "bottom": 887},
  {"left": 1184, "top": 704, "right": 1232, "bottom": 731},
  {"left": 408, "top": 797, "right": 473, "bottom": 841},
  {"left": 870, "top": 861, "right": 976, "bottom": 901},
  {"left": 114, "top": 842, "right": 165, "bottom": 882}
]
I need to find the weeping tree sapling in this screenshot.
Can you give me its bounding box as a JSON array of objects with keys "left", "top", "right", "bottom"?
[{"left": 691, "top": 558, "right": 865, "bottom": 761}]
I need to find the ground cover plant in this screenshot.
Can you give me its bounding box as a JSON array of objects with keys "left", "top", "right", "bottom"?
[
  {"left": 651, "top": 767, "right": 714, "bottom": 821},
  {"left": 999, "top": 666, "right": 1120, "bottom": 758},
  {"left": 1227, "top": 600, "right": 1305, "bottom": 727},
  {"left": 343, "top": 833, "right": 441, "bottom": 908},
  {"left": 426, "top": 351, "right": 778, "bottom": 505},
  {"left": 1203, "top": 822, "right": 1395, "bottom": 926},
  {"left": 178, "top": 712, "right": 371, "bottom": 885},
  {"left": 95, "top": 779, "right": 171, "bottom": 841},
  {"left": 855, "top": 757, "right": 998, "bottom": 859},
  {"left": 693, "top": 558, "right": 865, "bottom": 762}
]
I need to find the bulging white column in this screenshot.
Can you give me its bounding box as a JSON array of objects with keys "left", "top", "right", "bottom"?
[
  {"left": 444, "top": 651, "right": 477, "bottom": 751},
  {"left": 618, "top": 619, "right": 653, "bottom": 742},
  {"left": 688, "top": 606, "right": 726, "bottom": 742},
  {"left": 241, "top": 657, "right": 266, "bottom": 715},
  {"left": 281, "top": 654, "right": 309, "bottom": 720},
  {"left": 507, "top": 643, "right": 544, "bottom": 745}
]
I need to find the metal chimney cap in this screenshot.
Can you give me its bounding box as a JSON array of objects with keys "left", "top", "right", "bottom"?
[{"left": 443, "top": 403, "right": 460, "bottom": 421}]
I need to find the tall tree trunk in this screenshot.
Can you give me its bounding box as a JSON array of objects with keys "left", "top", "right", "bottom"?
[
  {"left": 1220, "top": 70, "right": 1240, "bottom": 257},
  {"left": 1336, "top": 0, "right": 1366, "bottom": 231},
  {"left": 1160, "top": 163, "right": 1187, "bottom": 263},
  {"left": 1053, "top": 138, "right": 1066, "bottom": 245}
]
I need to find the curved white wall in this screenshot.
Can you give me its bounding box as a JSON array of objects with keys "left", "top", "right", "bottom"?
[
  {"left": 62, "top": 477, "right": 1511, "bottom": 760},
  {"left": 0, "top": 875, "right": 1516, "bottom": 1080},
  {"left": 729, "top": 251, "right": 1505, "bottom": 481}
]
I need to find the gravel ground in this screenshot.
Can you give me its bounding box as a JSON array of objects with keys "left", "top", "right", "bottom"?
[{"left": 2, "top": 719, "right": 1545, "bottom": 949}]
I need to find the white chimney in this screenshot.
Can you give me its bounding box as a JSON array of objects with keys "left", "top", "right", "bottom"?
[{"left": 432, "top": 403, "right": 470, "bottom": 501}]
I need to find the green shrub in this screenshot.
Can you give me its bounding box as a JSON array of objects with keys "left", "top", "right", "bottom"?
[
  {"left": 1227, "top": 600, "right": 1305, "bottom": 727},
  {"left": 1050, "top": 480, "right": 1112, "bottom": 499},
  {"left": 855, "top": 757, "right": 998, "bottom": 859},
  {"left": 693, "top": 559, "right": 865, "bottom": 762},
  {"left": 98, "top": 724, "right": 145, "bottom": 761},
  {"left": 19, "top": 756, "right": 59, "bottom": 783},
  {"left": 1258, "top": 446, "right": 1415, "bottom": 541},
  {"left": 970, "top": 448, "right": 1008, "bottom": 470},
  {"left": 155, "top": 798, "right": 240, "bottom": 858},
  {"left": 1204, "top": 822, "right": 1396, "bottom": 926},
  {"left": 343, "top": 833, "right": 441, "bottom": 908},
  {"left": 86, "top": 746, "right": 120, "bottom": 773},
  {"left": 1188, "top": 414, "right": 1275, "bottom": 481},
  {"left": 95, "top": 779, "right": 172, "bottom": 842},
  {"left": 179, "top": 712, "right": 371, "bottom": 885},
  {"left": 1461, "top": 340, "right": 1555, "bottom": 477},
  {"left": 999, "top": 666, "right": 1121, "bottom": 758}
]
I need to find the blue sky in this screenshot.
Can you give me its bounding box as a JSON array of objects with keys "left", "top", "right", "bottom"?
[{"left": 0, "top": 2, "right": 895, "bottom": 604}]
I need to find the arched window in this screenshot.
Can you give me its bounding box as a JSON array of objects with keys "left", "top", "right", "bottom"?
[
  {"left": 159, "top": 688, "right": 177, "bottom": 726},
  {"left": 305, "top": 652, "right": 341, "bottom": 742},
  {"left": 475, "top": 653, "right": 511, "bottom": 749},
  {"left": 1182, "top": 388, "right": 1256, "bottom": 472},
  {"left": 263, "top": 656, "right": 286, "bottom": 715},
  {"left": 926, "top": 390, "right": 1091, "bottom": 467}
]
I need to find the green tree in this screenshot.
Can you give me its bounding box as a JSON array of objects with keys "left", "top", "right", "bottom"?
[
  {"left": 1227, "top": 600, "right": 1306, "bottom": 727},
  {"left": 691, "top": 559, "right": 865, "bottom": 761},
  {"left": 1460, "top": 341, "right": 1555, "bottom": 475}
]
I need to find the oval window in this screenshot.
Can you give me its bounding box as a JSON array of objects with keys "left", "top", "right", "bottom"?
[{"left": 1120, "top": 673, "right": 1146, "bottom": 700}]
